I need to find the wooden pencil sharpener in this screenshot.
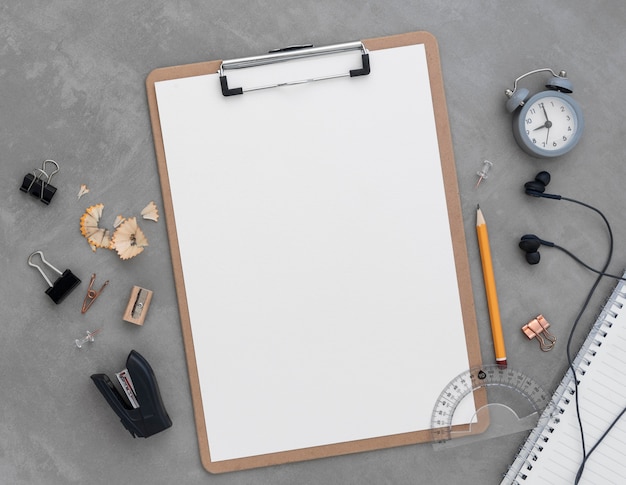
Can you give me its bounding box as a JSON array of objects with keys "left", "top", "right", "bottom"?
[{"left": 123, "top": 286, "right": 153, "bottom": 325}]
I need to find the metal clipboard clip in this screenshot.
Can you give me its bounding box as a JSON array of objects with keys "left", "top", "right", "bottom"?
[
  {"left": 218, "top": 41, "right": 370, "bottom": 96},
  {"left": 20, "top": 159, "right": 60, "bottom": 205}
]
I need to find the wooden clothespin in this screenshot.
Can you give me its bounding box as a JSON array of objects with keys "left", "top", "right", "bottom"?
[{"left": 82, "top": 274, "right": 109, "bottom": 313}]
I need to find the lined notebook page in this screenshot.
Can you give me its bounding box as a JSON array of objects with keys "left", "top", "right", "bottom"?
[{"left": 504, "top": 281, "right": 626, "bottom": 484}]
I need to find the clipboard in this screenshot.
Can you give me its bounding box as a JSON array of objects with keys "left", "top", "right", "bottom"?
[{"left": 146, "top": 31, "right": 485, "bottom": 473}]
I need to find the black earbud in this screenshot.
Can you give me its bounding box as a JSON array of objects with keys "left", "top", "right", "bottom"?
[
  {"left": 521, "top": 170, "right": 619, "bottom": 273},
  {"left": 524, "top": 171, "right": 562, "bottom": 200},
  {"left": 518, "top": 234, "right": 555, "bottom": 265},
  {"left": 518, "top": 233, "right": 626, "bottom": 281},
  {"left": 518, "top": 166, "right": 625, "bottom": 472}
]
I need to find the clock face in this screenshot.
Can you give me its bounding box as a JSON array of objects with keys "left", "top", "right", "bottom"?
[{"left": 513, "top": 91, "right": 583, "bottom": 158}]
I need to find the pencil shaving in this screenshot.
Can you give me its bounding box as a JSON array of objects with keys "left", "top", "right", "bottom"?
[
  {"left": 80, "top": 203, "right": 113, "bottom": 250},
  {"left": 77, "top": 184, "right": 89, "bottom": 199},
  {"left": 112, "top": 217, "right": 148, "bottom": 260},
  {"left": 141, "top": 201, "right": 159, "bottom": 222},
  {"left": 113, "top": 214, "right": 126, "bottom": 228}
]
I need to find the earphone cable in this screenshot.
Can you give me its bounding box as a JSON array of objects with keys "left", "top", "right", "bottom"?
[
  {"left": 550, "top": 243, "right": 626, "bottom": 280},
  {"left": 558, "top": 196, "right": 615, "bottom": 484}
]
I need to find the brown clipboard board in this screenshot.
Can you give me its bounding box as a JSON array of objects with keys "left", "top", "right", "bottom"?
[{"left": 146, "top": 31, "right": 486, "bottom": 473}]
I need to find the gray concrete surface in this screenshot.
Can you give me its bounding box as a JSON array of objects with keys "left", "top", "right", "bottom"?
[{"left": 2, "top": 2, "right": 626, "bottom": 484}]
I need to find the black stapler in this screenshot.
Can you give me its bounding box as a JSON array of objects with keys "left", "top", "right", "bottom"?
[{"left": 91, "top": 350, "right": 172, "bottom": 438}]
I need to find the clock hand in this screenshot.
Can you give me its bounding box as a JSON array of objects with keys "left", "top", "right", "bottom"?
[
  {"left": 533, "top": 120, "right": 553, "bottom": 131},
  {"left": 541, "top": 103, "right": 552, "bottom": 145}
]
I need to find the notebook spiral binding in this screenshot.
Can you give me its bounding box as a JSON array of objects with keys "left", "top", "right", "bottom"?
[{"left": 501, "top": 276, "right": 626, "bottom": 484}]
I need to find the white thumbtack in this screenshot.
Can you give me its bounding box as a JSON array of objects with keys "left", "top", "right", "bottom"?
[
  {"left": 75, "top": 329, "right": 102, "bottom": 348},
  {"left": 476, "top": 160, "right": 493, "bottom": 188}
]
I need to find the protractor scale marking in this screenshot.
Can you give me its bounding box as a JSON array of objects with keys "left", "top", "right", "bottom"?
[{"left": 431, "top": 365, "right": 552, "bottom": 443}]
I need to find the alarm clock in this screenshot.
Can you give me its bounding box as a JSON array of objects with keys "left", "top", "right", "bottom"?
[{"left": 505, "top": 68, "right": 584, "bottom": 158}]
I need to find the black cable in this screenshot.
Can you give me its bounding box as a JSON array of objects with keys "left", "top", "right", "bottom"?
[
  {"left": 550, "top": 243, "right": 626, "bottom": 281},
  {"left": 557, "top": 196, "right": 615, "bottom": 484}
]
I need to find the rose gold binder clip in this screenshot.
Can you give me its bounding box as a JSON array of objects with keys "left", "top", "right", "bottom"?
[
  {"left": 522, "top": 314, "right": 556, "bottom": 351},
  {"left": 81, "top": 274, "right": 109, "bottom": 314}
]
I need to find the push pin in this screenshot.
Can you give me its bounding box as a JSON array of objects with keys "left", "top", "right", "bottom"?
[
  {"left": 28, "top": 251, "right": 81, "bottom": 304},
  {"left": 475, "top": 160, "right": 493, "bottom": 188},
  {"left": 123, "top": 286, "right": 153, "bottom": 325},
  {"left": 522, "top": 314, "right": 556, "bottom": 351},
  {"left": 75, "top": 329, "right": 102, "bottom": 348},
  {"left": 82, "top": 274, "right": 109, "bottom": 313},
  {"left": 20, "top": 159, "right": 60, "bottom": 204}
]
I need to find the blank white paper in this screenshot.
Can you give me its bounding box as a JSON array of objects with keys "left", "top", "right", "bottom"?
[{"left": 155, "top": 43, "right": 474, "bottom": 462}]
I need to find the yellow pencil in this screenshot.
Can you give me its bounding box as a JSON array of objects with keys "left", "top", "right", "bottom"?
[{"left": 476, "top": 205, "right": 507, "bottom": 369}]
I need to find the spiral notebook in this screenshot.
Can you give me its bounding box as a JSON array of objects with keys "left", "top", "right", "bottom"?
[{"left": 502, "top": 273, "right": 626, "bottom": 484}]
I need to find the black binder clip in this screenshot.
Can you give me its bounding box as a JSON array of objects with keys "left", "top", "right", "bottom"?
[
  {"left": 20, "top": 159, "right": 60, "bottom": 205},
  {"left": 28, "top": 251, "right": 81, "bottom": 304},
  {"left": 90, "top": 350, "right": 172, "bottom": 438}
]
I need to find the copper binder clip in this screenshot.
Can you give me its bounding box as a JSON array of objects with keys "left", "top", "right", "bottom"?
[
  {"left": 81, "top": 274, "right": 109, "bottom": 314},
  {"left": 522, "top": 314, "right": 556, "bottom": 351}
]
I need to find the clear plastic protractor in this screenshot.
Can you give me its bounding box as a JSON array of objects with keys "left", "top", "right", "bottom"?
[{"left": 431, "top": 365, "right": 552, "bottom": 443}]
